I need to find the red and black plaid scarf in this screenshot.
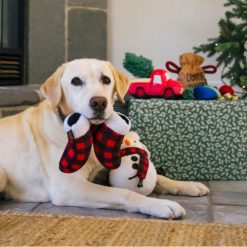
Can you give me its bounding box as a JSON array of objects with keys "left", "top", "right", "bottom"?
[{"left": 120, "top": 147, "right": 149, "bottom": 187}]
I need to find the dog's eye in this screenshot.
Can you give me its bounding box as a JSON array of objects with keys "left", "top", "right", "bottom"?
[
  {"left": 101, "top": 75, "right": 111, "bottom": 85},
  {"left": 71, "top": 77, "right": 83, "bottom": 86}
]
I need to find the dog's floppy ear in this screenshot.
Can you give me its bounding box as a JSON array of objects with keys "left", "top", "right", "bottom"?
[
  {"left": 108, "top": 63, "right": 130, "bottom": 103},
  {"left": 40, "top": 64, "right": 65, "bottom": 109}
]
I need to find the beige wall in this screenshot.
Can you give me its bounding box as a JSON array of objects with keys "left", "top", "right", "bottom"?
[{"left": 108, "top": 0, "right": 226, "bottom": 84}]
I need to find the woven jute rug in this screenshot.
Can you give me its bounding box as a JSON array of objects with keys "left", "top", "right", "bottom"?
[{"left": 0, "top": 211, "right": 247, "bottom": 246}]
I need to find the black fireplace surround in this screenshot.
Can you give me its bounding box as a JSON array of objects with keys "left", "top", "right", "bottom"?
[{"left": 0, "top": 0, "right": 24, "bottom": 86}]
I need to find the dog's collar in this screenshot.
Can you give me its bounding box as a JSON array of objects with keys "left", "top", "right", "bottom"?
[{"left": 57, "top": 106, "right": 67, "bottom": 123}]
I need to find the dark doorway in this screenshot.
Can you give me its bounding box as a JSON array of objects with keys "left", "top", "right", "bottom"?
[{"left": 0, "top": 0, "right": 24, "bottom": 86}]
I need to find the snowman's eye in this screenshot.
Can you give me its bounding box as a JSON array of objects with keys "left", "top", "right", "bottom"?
[{"left": 131, "top": 156, "right": 138, "bottom": 162}]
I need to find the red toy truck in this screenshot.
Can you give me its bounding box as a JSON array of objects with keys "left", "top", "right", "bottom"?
[{"left": 128, "top": 69, "right": 184, "bottom": 99}]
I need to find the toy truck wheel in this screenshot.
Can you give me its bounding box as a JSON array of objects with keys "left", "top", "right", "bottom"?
[
  {"left": 164, "top": 88, "right": 175, "bottom": 99},
  {"left": 136, "top": 88, "right": 146, "bottom": 98}
]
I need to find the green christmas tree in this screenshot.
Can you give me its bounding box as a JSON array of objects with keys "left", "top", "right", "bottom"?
[
  {"left": 194, "top": 0, "right": 247, "bottom": 90},
  {"left": 123, "top": 52, "right": 154, "bottom": 78}
]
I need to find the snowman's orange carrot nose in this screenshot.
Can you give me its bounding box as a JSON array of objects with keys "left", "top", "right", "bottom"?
[{"left": 124, "top": 139, "right": 131, "bottom": 146}]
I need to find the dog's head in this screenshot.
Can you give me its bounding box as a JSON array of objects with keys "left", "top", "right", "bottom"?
[{"left": 40, "top": 59, "right": 130, "bottom": 124}]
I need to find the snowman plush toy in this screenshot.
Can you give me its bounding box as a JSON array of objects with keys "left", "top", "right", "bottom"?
[{"left": 109, "top": 131, "right": 157, "bottom": 196}]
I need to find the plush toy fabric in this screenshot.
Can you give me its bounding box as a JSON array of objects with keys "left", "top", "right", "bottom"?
[
  {"left": 120, "top": 147, "right": 149, "bottom": 187},
  {"left": 109, "top": 132, "right": 157, "bottom": 196},
  {"left": 59, "top": 111, "right": 131, "bottom": 173},
  {"left": 92, "top": 112, "right": 131, "bottom": 169},
  {"left": 219, "top": 85, "right": 235, "bottom": 95},
  {"left": 194, "top": 85, "right": 220, "bottom": 100},
  {"left": 60, "top": 113, "right": 92, "bottom": 173},
  {"left": 166, "top": 52, "right": 217, "bottom": 89}
]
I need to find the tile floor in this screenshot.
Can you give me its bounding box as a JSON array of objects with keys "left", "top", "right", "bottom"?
[{"left": 1, "top": 181, "right": 247, "bottom": 224}]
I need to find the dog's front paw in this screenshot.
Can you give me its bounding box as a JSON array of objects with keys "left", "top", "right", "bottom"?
[
  {"left": 141, "top": 198, "right": 186, "bottom": 219},
  {"left": 177, "top": 182, "right": 210, "bottom": 197}
]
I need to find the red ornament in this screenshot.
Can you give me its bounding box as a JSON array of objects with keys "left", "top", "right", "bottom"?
[{"left": 219, "top": 85, "right": 235, "bottom": 95}]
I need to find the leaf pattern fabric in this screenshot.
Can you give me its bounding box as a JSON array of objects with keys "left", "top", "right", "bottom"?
[{"left": 128, "top": 99, "right": 247, "bottom": 181}]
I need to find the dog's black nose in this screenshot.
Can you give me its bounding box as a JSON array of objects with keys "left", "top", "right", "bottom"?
[{"left": 90, "top": 96, "right": 108, "bottom": 111}]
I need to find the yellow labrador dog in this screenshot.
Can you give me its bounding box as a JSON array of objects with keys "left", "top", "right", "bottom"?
[{"left": 0, "top": 59, "right": 209, "bottom": 219}]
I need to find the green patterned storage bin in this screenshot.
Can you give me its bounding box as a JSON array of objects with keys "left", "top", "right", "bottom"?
[{"left": 129, "top": 99, "right": 247, "bottom": 181}]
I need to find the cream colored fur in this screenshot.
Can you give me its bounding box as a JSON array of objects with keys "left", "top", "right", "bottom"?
[{"left": 0, "top": 59, "right": 209, "bottom": 219}]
